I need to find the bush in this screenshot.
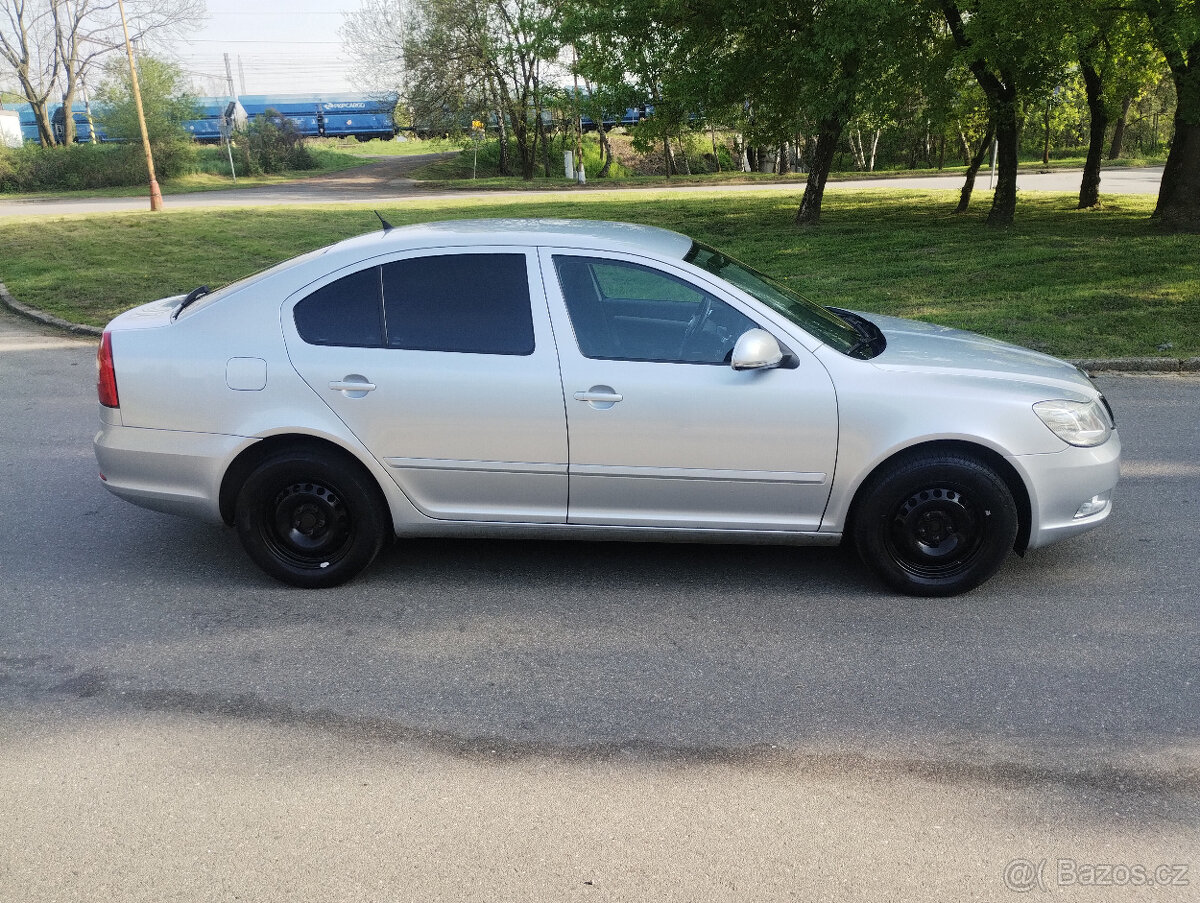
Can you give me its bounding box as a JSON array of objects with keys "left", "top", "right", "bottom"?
[
  {"left": 234, "top": 111, "right": 316, "bottom": 175},
  {"left": 0, "top": 142, "right": 194, "bottom": 192}
]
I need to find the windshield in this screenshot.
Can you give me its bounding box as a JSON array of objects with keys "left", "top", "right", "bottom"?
[{"left": 683, "top": 241, "right": 863, "bottom": 354}]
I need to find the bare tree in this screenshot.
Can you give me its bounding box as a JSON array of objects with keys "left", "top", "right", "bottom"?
[
  {"left": 1, "top": 0, "right": 59, "bottom": 144},
  {"left": 2, "top": 0, "right": 204, "bottom": 145},
  {"left": 341, "top": 0, "right": 408, "bottom": 97}
]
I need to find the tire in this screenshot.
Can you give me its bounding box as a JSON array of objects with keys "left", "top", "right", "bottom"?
[
  {"left": 852, "top": 453, "right": 1018, "bottom": 597},
  {"left": 234, "top": 449, "right": 389, "bottom": 589}
]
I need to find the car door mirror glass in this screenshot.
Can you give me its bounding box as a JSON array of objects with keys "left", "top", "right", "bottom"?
[{"left": 731, "top": 329, "right": 784, "bottom": 371}]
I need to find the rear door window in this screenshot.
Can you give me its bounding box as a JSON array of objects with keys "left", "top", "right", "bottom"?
[{"left": 382, "top": 253, "right": 534, "bottom": 355}]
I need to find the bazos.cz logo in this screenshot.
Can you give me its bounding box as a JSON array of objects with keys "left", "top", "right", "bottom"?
[{"left": 1003, "top": 858, "right": 1190, "bottom": 893}]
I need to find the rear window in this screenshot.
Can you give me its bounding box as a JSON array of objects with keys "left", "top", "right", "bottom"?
[{"left": 178, "top": 246, "right": 331, "bottom": 320}]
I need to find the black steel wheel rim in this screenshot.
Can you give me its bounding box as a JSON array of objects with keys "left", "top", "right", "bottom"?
[
  {"left": 264, "top": 480, "right": 353, "bottom": 569},
  {"left": 884, "top": 485, "right": 985, "bottom": 579}
]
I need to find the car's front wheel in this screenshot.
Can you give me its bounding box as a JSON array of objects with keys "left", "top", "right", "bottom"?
[
  {"left": 234, "top": 449, "right": 389, "bottom": 588},
  {"left": 852, "top": 452, "right": 1018, "bottom": 597}
]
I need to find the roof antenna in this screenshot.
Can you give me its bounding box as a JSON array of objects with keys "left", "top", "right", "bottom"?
[{"left": 374, "top": 210, "right": 394, "bottom": 233}]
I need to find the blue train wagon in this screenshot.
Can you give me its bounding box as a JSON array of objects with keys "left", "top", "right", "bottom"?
[
  {"left": 51, "top": 103, "right": 110, "bottom": 143},
  {"left": 317, "top": 94, "right": 397, "bottom": 140}
]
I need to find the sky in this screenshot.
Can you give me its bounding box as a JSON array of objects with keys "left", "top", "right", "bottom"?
[{"left": 172, "top": 0, "right": 364, "bottom": 98}]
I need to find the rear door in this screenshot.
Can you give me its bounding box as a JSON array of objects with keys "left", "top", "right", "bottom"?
[{"left": 283, "top": 247, "right": 568, "bottom": 523}]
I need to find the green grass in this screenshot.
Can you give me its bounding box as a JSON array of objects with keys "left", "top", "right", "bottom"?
[
  {"left": 305, "top": 136, "right": 464, "bottom": 157},
  {"left": 1, "top": 189, "right": 1196, "bottom": 358},
  {"left": 407, "top": 138, "right": 1166, "bottom": 189}
]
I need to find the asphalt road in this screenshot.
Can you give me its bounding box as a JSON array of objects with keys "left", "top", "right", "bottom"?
[
  {"left": 0, "top": 160, "right": 1166, "bottom": 217},
  {"left": 1, "top": 306, "right": 1197, "bottom": 902}
]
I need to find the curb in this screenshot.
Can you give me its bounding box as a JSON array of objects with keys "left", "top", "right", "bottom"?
[
  {"left": 0, "top": 282, "right": 103, "bottom": 338},
  {"left": 1074, "top": 356, "right": 1200, "bottom": 374},
  {"left": 0, "top": 282, "right": 1196, "bottom": 373}
]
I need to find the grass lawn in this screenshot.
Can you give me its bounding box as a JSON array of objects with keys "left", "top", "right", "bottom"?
[
  {"left": 1, "top": 188, "right": 1196, "bottom": 359},
  {"left": 306, "top": 136, "right": 464, "bottom": 157}
]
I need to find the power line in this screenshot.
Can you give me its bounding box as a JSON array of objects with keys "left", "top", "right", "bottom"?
[{"left": 187, "top": 39, "right": 343, "bottom": 45}]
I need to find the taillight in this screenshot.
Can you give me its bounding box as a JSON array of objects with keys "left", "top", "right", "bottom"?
[{"left": 97, "top": 330, "right": 119, "bottom": 408}]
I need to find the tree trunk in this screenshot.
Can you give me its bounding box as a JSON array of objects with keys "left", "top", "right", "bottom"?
[
  {"left": 850, "top": 128, "right": 865, "bottom": 170},
  {"left": 1079, "top": 63, "right": 1106, "bottom": 209},
  {"left": 662, "top": 135, "right": 675, "bottom": 176},
  {"left": 677, "top": 134, "right": 691, "bottom": 174},
  {"left": 538, "top": 113, "right": 551, "bottom": 177},
  {"left": 30, "top": 99, "right": 55, "bottom": 147},
  {"left": 1042, "top": 97, "right": 1052, "bottom": 166},
  {"left": 61, "top": 88, "right": 77, "bottom": 145},
  {"left": 987, "top": 96, "right": 1019, "bottom": 226},
  {"left": 496, "top": 110, "right": 512, "bottom": 176},
  {"left": 1154, "top": 113, "right": 1200, "bottom": 231},
  {"left": 597, "top": 123, "right": 613, "bottom": 177},
  {"left": 709, "top": 119, "right": 721, "bottom": 172},
  {"left": 1107, "top": 96, "right": 1132, "bottom": 160},
  {"left": 777, "top": 142, "right": 790, "bottom": 175},
  {"left": 956, "top": 123, "right": 995, "bottom": 213},
  {"left": 795, "top": 117, "right": 842, "bottom": 226},
  {"left": 940, "top": 1, "right": 1021, "bottom": 225},
  {"left": 515, "top": 118, "right": 535, "bottom": 180},
  {"left": 958, "top": 129, "right": 972, "bottom": 165}
]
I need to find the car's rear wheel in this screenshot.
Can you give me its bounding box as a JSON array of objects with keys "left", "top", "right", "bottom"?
[
  {"left": 234, "top": 449, "right": 389, "bottom": 588},
  {"left": 852, "top": 452, "right": 1018, "bottom": 597}
]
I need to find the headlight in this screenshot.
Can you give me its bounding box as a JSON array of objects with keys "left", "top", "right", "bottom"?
[{"left": 1033, "top": 399, "right": 1113, "bottom": 447}]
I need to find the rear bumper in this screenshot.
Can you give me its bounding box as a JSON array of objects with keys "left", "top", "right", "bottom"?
[
  {"left": 1015, "top": 431, "right": 1122, "bottom": 550},
  {"left": 94, "top": 422, "right": 252, "bottom": 523}
]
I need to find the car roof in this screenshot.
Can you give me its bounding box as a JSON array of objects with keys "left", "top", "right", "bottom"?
[{"left": 327, "top": 218, "right": 695, "bottom": 260}]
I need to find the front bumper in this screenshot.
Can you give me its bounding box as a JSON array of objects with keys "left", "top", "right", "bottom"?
[
  {"left": 1014, "top": 431, "right": 1122, "bottom": 550},
  {"left": 94, "top": 420, "right": 253, "bottom": 524}
]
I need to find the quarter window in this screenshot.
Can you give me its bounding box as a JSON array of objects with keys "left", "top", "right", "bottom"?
[
  {"left": 553, "top": 255, "right": 757, "bottom": 364},
  {"left": 293, "top": 267, "right": 384, "bottom": 347}
]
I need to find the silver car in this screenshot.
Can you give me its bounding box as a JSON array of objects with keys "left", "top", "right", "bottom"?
[{"left": 94, "top": 218, "right": 1120, "bottom": 595}]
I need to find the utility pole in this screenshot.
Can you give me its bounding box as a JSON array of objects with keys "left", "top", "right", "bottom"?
[
  {"left": 116, "top": 0, "right": 162, "bottom": 211},
  {"left": 238, "top": 55, "right": 247, "bottom": 96},
  {"left": 224, "top": 53, "right": 239, "bottom": 103},
  {"left": 222, "top": 54, "right": 240, "bottom": 183}
]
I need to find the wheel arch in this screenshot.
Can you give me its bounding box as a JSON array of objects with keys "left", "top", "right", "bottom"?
[
  {"left": 844, "top": 439, "right": 1032, "bottom": 554},
  {"left": 219, "top": 433, "right": 393, "bottom": 532}
]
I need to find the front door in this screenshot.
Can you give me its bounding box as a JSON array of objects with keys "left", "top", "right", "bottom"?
[{"left": 539, "top": 248, "right": 838, "bottom": 531}]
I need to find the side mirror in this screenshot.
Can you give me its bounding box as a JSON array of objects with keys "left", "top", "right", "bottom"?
[{"left": 731, "top": 328, "right": 784, "bottom": 371}]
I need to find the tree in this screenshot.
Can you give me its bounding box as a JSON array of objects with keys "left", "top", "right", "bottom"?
[
  {"left": 0, "top": 0, "right": 58, "bottom": 144},
  {"left": 561, "top": 0, "right": 692, "bottom": 177},
  {"left": 342, "top": 0, "right": 409, "bottom": 97},
  {"left": 93, "top": 54, "right": 195, "bottom": 175},
  {"left": 1075, "top": 4, "right": 1160, "bottom": 208},
  {"left": 0, "top": 0, "right": 203, "bottom": 146},
  {"left": 402, "top": 0, "right": 560, "bottom": 179},
  {"left": 582, "top": 0, "right": 937, "bottom": 222},
  {"left": 938, "top": 0, "right": 1075, "bottom": 226},
  {"left": 1138, "top": 0, "right": 1200, "bottom": 231}
]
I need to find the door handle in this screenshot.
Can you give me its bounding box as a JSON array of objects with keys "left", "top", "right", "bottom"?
[
  {"left": 329, "top": 375, "right": 376, "bottom": 397},
  {"left": 574, "top": 385, "right": 622, "bottom": 409}
]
